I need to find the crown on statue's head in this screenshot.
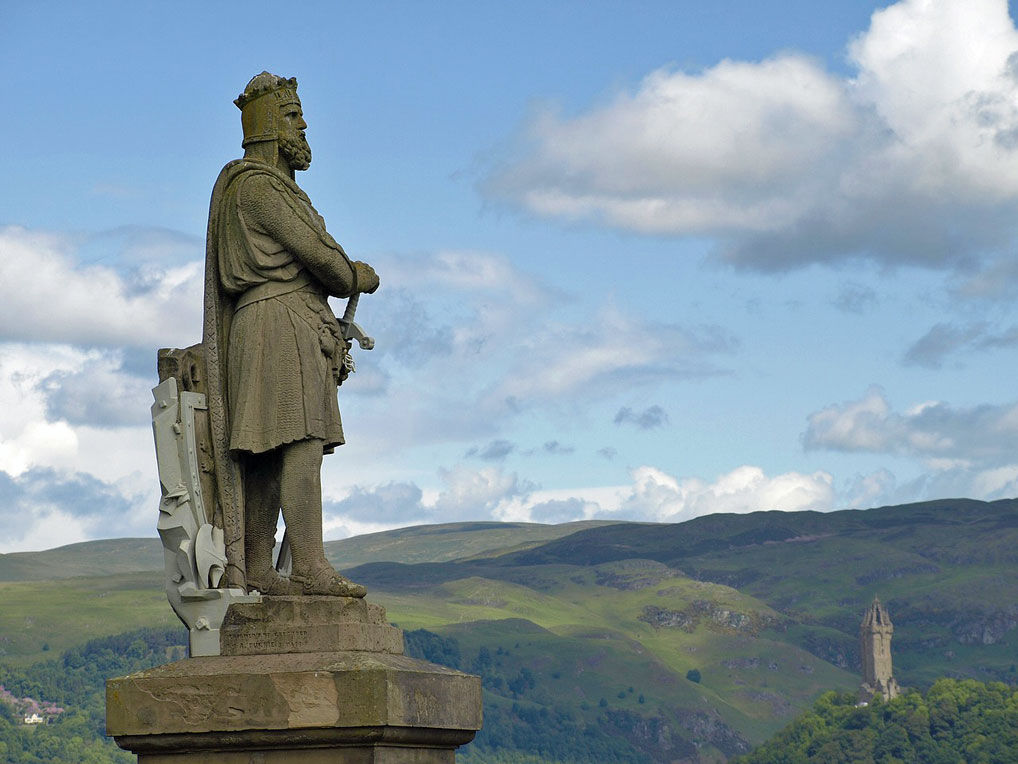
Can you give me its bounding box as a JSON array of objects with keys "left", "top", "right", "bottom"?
[
  {"left": 234, "top": 72, "right": 300, "bottom": 110},
  {"left": 235, "top": 72, "right": 301, "bottom": 147}
]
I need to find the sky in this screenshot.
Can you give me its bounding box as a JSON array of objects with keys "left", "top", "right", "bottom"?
[{"left": 4, "top": 0, "right": 1018, "bottom": 552}]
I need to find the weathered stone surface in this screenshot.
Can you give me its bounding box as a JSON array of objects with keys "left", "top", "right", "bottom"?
[
  {"left": 136, "top": 747, "right": 458, "bottom": 763},
  {"left": 219, "top": 596, "right": 403, "bottom": 656},
  {"left": 107, "top": 651, "right": 481, "bottom": 761},
  {"left": 198, "top": 71, "right": 380, "bottom": 599},
  {"left": 113, "top": 72, "right": 481, "bottom": 764},
  {"left": 860, "top": 597, "right": 900, "bottom": 701}
]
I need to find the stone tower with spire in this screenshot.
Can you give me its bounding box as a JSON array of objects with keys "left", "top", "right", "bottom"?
[{"left": 860, "top": 597, "right": 900, "bottom": 702}]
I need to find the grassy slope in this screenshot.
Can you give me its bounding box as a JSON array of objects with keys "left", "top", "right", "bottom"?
[
  {"left": 364, "top": 559, "right": 857, "bottom": 747},
  {"left": 0, "top": 538, "right": 163, "bottom": 582},
  {"left": 0, "top": 521, "right": 620, "bottom": 581},
  {"left": 482, "top": 498, "right": 1018, "bottom": 689},
  {"left": 324, "top": 520, "right": 621, "bottom": 567},
  {"left": 0, "top": 571, "right": 181, "bottom": 666},
  {"left": 3, "top": 500, "right": 1018, "bottom": 755}
]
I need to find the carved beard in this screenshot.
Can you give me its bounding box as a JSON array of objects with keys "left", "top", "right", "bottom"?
[{"left": 278, "top": 130, "right": 312, "bottom": 171}]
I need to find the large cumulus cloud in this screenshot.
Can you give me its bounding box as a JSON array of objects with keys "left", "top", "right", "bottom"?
[{"left": 484, "top": 0, "right": 1018, "bottom": 272}]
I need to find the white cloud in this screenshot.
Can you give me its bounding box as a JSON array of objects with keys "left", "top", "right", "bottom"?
[
  {"left": 0, "top": 226, "right": 202, "bottom": 348},
  {"left": 616, "top": 465, "right": 834, "bottom": 522},
  {"left": 0, "top": 342, "right": 159, "bottom": 551},
  {"left": 0, "top": 506, "right": 92, "bottom": 555},
  {"left": 491, "top": 54, "right": 854, "bottom": 233},
  {"left": 482, "top": 304, "right": 732, "bottom": 412},
  {"left": 494, "top": 464, "right": 835, "bottom": 524},
  {"left": 485, "top": 0, "right": 1018, "bottom": 270},
  {"left": 324, "top": 463, "right": 532, "bottom": 532},
  {"left": 0, "top": 467, "right": 151, "bottom": 553},
  {"left": 0, "top": 344, "right": 89, "bottom": 476},
  {"left": 344, "top": 251, "right": 733, "bottom": 456},
  {"left": 891, "top": 463, "right": 1018, "bottom": 504},
  {"left": 0, "top": 343, "right": 155, "bottom": 477},
  {"left": 804, "top": 386, "right": 1018, "bottom": 466},
  {"left": 325, "top": 462, "right": 834, "bottom": 533}
]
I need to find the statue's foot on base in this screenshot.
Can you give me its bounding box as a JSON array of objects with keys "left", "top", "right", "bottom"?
[
  {"left": 291, "top": 564, "right": 367, "bottom": 598},
  {"left": 246, "top": 568, "right": 302, "bottom": 596}
]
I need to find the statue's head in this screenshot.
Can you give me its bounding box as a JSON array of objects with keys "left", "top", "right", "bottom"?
[{"left": 235, "top": 72, "right": 312, "bottom": 171}]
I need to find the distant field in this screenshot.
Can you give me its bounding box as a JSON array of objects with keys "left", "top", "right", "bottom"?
[
  {"left": 0, "top": 520, "right": 623, "bottom": 581},
  {"left": 324, "top": 519, "right": 624, "bottom": 567},
  {"left": 0, "top": 538, "right": 163, "bottom": 581},
  {"left": 0, "top": 570, "right": 180, "bottom": 665}
]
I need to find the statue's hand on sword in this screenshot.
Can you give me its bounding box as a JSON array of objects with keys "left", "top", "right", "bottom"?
[{"left": 336, "top": 261, "right": 378, "bottom": 383}]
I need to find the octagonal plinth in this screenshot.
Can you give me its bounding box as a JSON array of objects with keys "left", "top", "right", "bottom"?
[{"left": 107, "top": 651, "right": 482, "bottom": 763}]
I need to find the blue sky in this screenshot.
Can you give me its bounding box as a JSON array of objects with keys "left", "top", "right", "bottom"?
[{"left": 4, "top": 0, "right": 1018, "bottom": 551}]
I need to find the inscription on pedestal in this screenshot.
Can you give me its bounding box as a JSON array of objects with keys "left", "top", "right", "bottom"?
[
  {"left": 227, "top": 630, "right": 310, "bottom": 654},
  {"left": 218, "top": 596, "right": 404, "bottom": 656}
]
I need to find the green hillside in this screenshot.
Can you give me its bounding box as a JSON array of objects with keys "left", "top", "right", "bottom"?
[
  {"left": 324, "top": 519, "right": 622, "bottom": 567},
  {"left": 0, "top": 520, "right": 620, "bottom": 582},
  {"left": 474, "top": 498, "right": 1018, "bottom": 688},
  {"left": 2, "top": 499, "right": 1018, "bottom": 761},
  {"left": 0, "top": 539, "right": 162, "bottom": 582},
  {"left": 0, "top": 571, "right": 178, "bottom": 666}
]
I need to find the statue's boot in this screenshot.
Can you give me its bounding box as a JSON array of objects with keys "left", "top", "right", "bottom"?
[
  {"left": 247, "top": 567, "right": 303, "bottom": 596},
  {"left": 280, "top": 439, "right": 368, "bottom": 598},
  {"left": 290, "top": 565, "right": 367, "bottom": 598}
]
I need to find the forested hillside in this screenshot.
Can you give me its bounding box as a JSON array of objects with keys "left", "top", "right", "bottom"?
[
  {"left": 733, "top": 679, "right": 1018, "bottom": 763},
  {"left": 0, "top": 629, "right": 182, "bottom": 763}
]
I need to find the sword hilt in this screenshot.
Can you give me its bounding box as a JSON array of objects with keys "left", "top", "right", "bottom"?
[
  {"left": 339, "top": 292, "right": 374, "bottom": 350},
  {"left": 343, "top": 292, "right": 360, "bottom": 323}
]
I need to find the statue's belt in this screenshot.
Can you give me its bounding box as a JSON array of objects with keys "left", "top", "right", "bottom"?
[{"left": 234, "top": 271, "right": 315, "bottom": 311}]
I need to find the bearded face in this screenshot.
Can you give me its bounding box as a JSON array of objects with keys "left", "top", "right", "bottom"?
[
  {"left": 278, "top": 127, "right": 312, "bottom": 171},
  {"left": 278, "top": 104, "right": 312, "bottom": 171}
]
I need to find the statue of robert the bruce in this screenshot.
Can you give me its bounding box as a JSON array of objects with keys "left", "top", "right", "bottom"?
[{"left": 203, "top": 71, "right": 379, "bottom": 598}]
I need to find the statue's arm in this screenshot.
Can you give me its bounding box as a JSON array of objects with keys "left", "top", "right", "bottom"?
[{"left": 238, "top": 174, "right": 358, "bottom": 297}]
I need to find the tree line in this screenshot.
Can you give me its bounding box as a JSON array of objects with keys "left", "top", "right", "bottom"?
[{"left": 733, "top": 679, "right": 1018, "bottom": 764}]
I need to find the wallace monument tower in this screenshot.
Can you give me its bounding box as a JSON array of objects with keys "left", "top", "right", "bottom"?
[
  {"left": 859, "top": 597, "right": 901, "bottom": 702},
  {"left": 106, "top": 72, "right": 482, "bottom": 763}
]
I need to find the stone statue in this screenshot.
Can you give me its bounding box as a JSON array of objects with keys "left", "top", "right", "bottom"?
[
  {"left": 119, "top": 73, "right": 481, "bottom": 760},
  {"left": 153, "top": 72, "right": 379, "bottom": 652},
  {"left": 205, "top": 71, "right": 379, "bottom": 597}
]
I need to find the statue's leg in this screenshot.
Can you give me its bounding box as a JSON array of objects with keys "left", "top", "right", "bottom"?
[
  {"left": 280, "top": 438, "right": 366, "bottom": 598},
  {"left": 243, "top": 449, "right": 293, "bottom": 594}
]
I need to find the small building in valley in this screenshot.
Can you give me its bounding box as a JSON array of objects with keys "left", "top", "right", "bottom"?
[{"left": 860, "top": 597, "right": 900, "bottom": 702}]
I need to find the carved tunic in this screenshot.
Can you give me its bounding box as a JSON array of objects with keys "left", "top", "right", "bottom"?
[{"left": 209, "top": 161, "right": 357, "bottom": 455}]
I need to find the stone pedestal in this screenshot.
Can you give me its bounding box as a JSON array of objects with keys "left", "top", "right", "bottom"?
[
  {"left": 220, "top": 596, "right": 404, "bottom": 656},
  {"left": 107, "top": 598, "right": 482, "bottom": 763}
]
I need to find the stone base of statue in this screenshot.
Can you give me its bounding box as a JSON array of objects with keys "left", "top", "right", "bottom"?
[{"left": 106, "top": 597, "right": 482, "bottom": 763}]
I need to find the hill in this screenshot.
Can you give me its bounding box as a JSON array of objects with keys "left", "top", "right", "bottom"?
[
  {"left": 323, "top": 519, "right": 622, "bottom": 567},
  {"left": 0, "top": 538, "right": 162, "bottom": 582},
  {"left": 3, "top": 499, "right": 1018, "bottom": 761},
  {"left": 0, "top": 520, "right": 619, "bottom": 582},
  {"left": 469, "top": 497, "right": 1018, "bottom": 687}
]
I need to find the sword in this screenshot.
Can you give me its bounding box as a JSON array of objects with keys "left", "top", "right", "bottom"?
[{"left": 339, "top": 293, "right": 374, "bottom": 350}]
